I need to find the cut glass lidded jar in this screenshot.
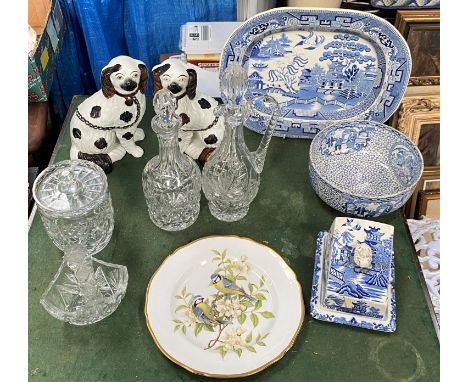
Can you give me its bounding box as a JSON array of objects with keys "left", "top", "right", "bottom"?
[{"left": 32, "top": 159, "right": 114, "bottom": 255}]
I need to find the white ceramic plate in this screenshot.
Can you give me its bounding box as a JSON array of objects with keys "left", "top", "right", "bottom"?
[{"left": 145, "top": 236, "right": 304, "bottom": 378}]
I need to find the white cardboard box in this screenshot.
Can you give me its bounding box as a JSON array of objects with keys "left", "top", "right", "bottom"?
[{"left": 180, "top": 22, "right": 241, "bottom": 55}]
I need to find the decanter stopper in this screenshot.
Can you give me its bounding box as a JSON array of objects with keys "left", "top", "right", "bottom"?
[
  {"left": 220, "top": 63, "right": 248, "bottom": 107},
  {"left": 153, "top": 88, "right": 179, "bottom": 129},
  {"left": 40, "top": 244, "right": 128, "bottom": 325}
]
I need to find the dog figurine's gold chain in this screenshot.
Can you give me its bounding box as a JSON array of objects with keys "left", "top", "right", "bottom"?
[{"left": 181, "top": 116, "right": 220, "bottom": 132}]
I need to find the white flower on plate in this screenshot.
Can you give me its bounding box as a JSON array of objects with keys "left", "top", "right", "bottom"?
[
  {"left": 215, "top": 297, "right": 247, "bottom": 318},
  {"left": 221, "top": 327, "right": 247, "bottom": 351},
  {"left": 182, "top": 307, "right": 198, "bottom": 326},
  {"left": 232, "top": 256, "right": 252, "bottom": 274}
]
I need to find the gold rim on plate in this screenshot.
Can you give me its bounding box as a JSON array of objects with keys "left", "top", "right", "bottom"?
[{"left": 144, "top": 235, "right": 305, "bottom": 378}]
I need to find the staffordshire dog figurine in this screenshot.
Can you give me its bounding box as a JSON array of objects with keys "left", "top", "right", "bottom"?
[
  {"left": 151, "top": 59, "right": 225, "bottom": 163},
  {"left": 70, "top": 55, "right": 148, "bottom": 173}
]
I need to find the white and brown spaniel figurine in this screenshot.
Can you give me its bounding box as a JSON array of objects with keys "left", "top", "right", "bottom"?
[
  {"left": 152, "top": 59, "right": 225, "bottom": 163},
  {"left": 70, "top": 55, "right": 148, "bottom": 173}
]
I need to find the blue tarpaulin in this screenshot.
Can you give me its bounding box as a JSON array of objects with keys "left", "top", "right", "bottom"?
[{"left": 50, "top": 0, "right": 236, "bottom": 125}]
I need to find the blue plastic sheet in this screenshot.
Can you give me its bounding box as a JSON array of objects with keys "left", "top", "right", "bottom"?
[{"left": 50, "top": 0, "right": 236, "bottom": 125}]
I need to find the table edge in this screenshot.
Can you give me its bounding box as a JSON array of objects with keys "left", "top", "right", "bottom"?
[{"left": 27, "top": 95, "right": 440, "bottom": 341}]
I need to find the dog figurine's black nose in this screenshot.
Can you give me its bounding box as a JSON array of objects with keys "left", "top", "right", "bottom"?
[
  {"left": 121, "top": 79, "right": 137, "bottom": 91},
  {"left": 204, "top": 134, "right": 218, "bottom": 145},
  {"left": 168, "top": 82, "right": 182, "bottom": 94}
]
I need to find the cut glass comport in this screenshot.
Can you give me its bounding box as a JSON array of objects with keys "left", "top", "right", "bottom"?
[
  {"left": 32, "top": 159, "right": 114, "bottom": 255},
  {"left": 201, "top": 63, "right": 280, "bottom": 222},
  {"left": 40, "top": 244, "right": 128, "bottom": 325},
  {"left": 142, "top": 89, "right": 202, "bottom": 231}
]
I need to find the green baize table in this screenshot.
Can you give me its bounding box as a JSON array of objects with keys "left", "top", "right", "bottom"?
[{"left": 29, "top": 96, "right": 439, "bottom": 381}]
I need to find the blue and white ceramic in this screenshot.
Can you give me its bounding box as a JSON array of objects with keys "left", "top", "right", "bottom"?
[
  {"left": 220, "top": 7, "right": 411, "bottom": 138},
  {"left": 310, "top": 218, "right": 396, "bottom": 332},
  {"left": 370, "top": 0, "right": 440, "bottom": 9},
  {"left": 309, "top": 120, "right": 423, "bottom": 217}
]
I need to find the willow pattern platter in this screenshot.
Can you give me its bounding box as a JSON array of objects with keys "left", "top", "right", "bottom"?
[
  {"left": 145, "top": 236, "right": 304, "bottom": 378},
  {"left": 220, "top": 7, "right": 411, "bottom": 138},
  {"left": 370, "top": 0, "right": 440, "bottom": 9}
]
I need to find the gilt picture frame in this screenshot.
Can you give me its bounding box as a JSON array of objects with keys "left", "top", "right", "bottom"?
[
  {"left": 395, "top": 10, "right": 440, "bottom": 86},
  {"left": 416, "top": 190, "right": 440, "bottom": 220},
  {"left": 394, "top": 93, "right": 440, "bottom": 167},
  {"left": 405, "top": 167, "right": 440, "bottom": 219},
  {"left": 394, "top": 86, "right": 440, "bottom": 218}
]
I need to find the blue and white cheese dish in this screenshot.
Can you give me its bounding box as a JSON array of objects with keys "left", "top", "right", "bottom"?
[
  {"left": 220, "top": 7, "right": 411, "bottom": 138},
  {"left": 310, "top": 217, "right": 396, "bottom": 332},
  {"left": 309, "top": 120, "right": 423, "bottom": 217}
]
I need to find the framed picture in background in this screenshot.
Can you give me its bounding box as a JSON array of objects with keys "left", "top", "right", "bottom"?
[
  {"left": 395, "top": 9, "right": 440, "bottom": 86},
  {"left": 394, "top": 88, "right": 440, "bottom": 218},
  {"left": 395, "top": 93, "right": 440, "bottom": 166},
  {"left": 405, "top": 167, "right": 440, "bottom": 219},
  {"left": 416, "top": 191, "right": 441, "bottom": 220}
]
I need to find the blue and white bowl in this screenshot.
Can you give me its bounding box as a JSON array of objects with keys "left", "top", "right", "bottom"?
[{"left": 309, "top": 121, "right": 423, "bottom": 217}]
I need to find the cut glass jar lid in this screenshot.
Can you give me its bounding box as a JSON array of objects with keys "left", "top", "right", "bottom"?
[{"left": 32, "top": 160, "right": 108, "bottom": 217}]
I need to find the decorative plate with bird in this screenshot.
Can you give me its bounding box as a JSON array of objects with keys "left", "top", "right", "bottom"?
[{"left": 145, "top": 236, "right": 304, "bottom": 378}]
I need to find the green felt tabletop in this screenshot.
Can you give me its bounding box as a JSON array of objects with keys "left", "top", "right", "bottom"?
[{"left": 29, "top": 96, "right": 439, "bottom": 381}]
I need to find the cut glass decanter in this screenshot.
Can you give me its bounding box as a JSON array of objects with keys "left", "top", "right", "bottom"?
[
  {"left": 201, "top": 63, "right": 279, "bottom": 222},
  {"left": 40, "top": 244, "right": 128, "bottom": 325},
  {"left": 142, "top": 89, "right": 202, "bottom": 231}
]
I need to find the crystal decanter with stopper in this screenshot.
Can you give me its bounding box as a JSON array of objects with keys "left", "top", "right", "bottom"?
[
  {"left": 40, "top": 244, "right": 128, "bottom": 325},
  {"left": 142, "top": 89, "right": 202, "bottom": 231},
  {"left": 201, "top": 63, "right": 280, "bottom": 222}
]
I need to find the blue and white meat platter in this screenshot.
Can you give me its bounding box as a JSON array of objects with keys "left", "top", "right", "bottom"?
[
  {"left": 220, "top": 7, "right": 411, "bottom": 138},
  {"left": 310, "top": 217, "right": 396, "bottom": 332}
]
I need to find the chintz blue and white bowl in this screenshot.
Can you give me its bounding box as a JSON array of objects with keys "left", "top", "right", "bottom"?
[{"left": 309, "top": 121, "right": 423, "bottom": 217}]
